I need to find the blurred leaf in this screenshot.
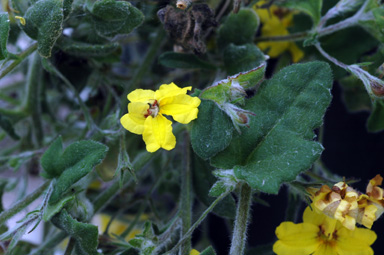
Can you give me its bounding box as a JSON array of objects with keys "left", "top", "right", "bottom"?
[
  {"left": 280, "top": 0, "right": 322, "bottom": 26},
  {"left": 191, "top": 100, "right": 234, "bottom": 160},
  {"left": 0, "top": 12, "right": 9, "bottom": 60},
  {"left": 339, "top": 76, "right": 371, "bottom": 112},
  {"left": 158, "top": 52, "right": 216, "bottom": 70},
  {"left": 200, "top": 246, "right": 217, "bottom": 255},
  {"left": 87, "top": 0, "right": 144, "bottom": 38},
  {"left": 57, "top": 37, "right": 120, "bottom": 57},
  {"left": 192, "top": 154, "right": 236, "bottom": 219},
  {"left": 359, "top": 5, "right": 384, "bottom": 43},
  {"left": 223, "top": 44, "right": 265, "bottom": 75},
  {"left": 63, "top": 0, "right": 74, "bottom": 20},
  {"left": 51, "top": 209, "right": 99, "bottom": 255},
  {"left": 23, "top": 0, "right": 64, "bottom": 57},
  {"left": 211, "top": 62, "right": 333, "bottom": 194},
  {"left": 367, "top": 99, "right": 384, "bottom": 132},
  {"left": 218, "top": 8, "right": 259, "bottom": 48},
  {"left": 40, "top": 139, "right": 108, "bottom": 204},
  {"left": 0, "top": 114, "right": 20, "bottom": 140}
]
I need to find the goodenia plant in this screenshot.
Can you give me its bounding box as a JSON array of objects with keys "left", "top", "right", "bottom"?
[{"left": 1, "top": 0, "right": 384, "bottom": 255}]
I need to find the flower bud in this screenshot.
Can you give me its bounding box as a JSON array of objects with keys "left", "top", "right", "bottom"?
[
  {"left": 176, "top": 0, "right": 191, "bottom": 10},
  {"left": 221, "top": 103, "right": 256, "bottom": 133}
]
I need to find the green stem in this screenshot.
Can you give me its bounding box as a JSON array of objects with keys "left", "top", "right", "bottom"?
[
  {"left": 0, "top": 43, "right": 38, "bottom": 79},
  {"left": 229, "top": 183, "right": 252, "bottom": 255},
  {"left": 25, "top": 52, "right": 43, "bottom": 146},
  {"left": 180, "top": 132, "right": 192, "bottom": 255},
  {"left": 0, "top": 180, "right": 50, "bottom": 226},
  {"left": 28, "top": 232, "right": 67, "bottom": 255},
  {"left": 63, "top": 237, "right": 76, "bottom": 255},
  {"left": 120, "top": 28, "right": 166, "bottom": 114},
  {"left": 164, "top": 191, "right": 231, "bottom": 255}
]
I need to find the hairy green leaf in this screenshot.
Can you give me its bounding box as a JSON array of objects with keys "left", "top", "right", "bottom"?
[
  {"left": 280, "top": 0, "right": 322, "bottom": 26},
  {"left": 191, "top": 100, "right": 234, "bottom": 160},
  {"left": 88, "top": 0, "right": 144, "bottom": 38},
  {"left": 223, "top": 44, "right": 265, "bottom": 75},
  {"left": 211, "top": 62, "right": 333, "bottom": 194},
  {"left": 0, "top": 12, "right": 9, "bottom": 60},
  {"left": 159, "top": 52, "right": 216, "bottom": 70},
  {"left": 57, "top": 37, "right": 120, "bottom": 57},
  {"left": 43, "top": 194, "right": 75, "bottom": 221},
  {"left": 23, "top": 0, "right": 64, "bottom": 57},
  {"left": 218, "top": 8, "right": 259, "bottom": 48},
  {"left": 201, "top": 246, "right": 217, "bottom": 255},
  {"left": 51, "top": 209, "right": 99, "bottom": 255}
]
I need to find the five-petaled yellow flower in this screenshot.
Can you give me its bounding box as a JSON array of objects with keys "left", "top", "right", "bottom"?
[
  {"left": 273, "top": 205, "right": 377, "bottom": 255},
  {"left": 120, "top": 83, "right": 201, "bottom": 152},
  {"left": 254, "top": 1, "right": 304, "bottom": 63}
]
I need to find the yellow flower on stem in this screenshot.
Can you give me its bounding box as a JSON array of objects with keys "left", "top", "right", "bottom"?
[
  {"left": 273, "top": 205, "right": 377, "bottom": 255},
  {"left": 254, "top": 1, "right": 304, "bottom": 62},
  {"left": 120, "top": 83, "right": 201, "bottom": 152}
]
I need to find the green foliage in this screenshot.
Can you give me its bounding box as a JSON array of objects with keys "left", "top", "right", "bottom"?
[
  {"left": 22, "top": 0, "right": 64, "bottom": 57},
  {"left": 223, "top": 44, "right": 265, "bottom": 75},
  {"left": 200, "top": 246, "right": 217, "bottom": 255},
  {"left": 56, "top": 37, "right": 120, "bottom": 57},
  {"left": 51, "top": 209, "right": 99, "bottom": 255},
  {"left": 0, "top": 114, "right": 20, "bottom": 140},
  {"left": 43, "top": 194, "right": 75, "bottom": 221},
  {"left": 86, "top": 0, "right": 144, "bottom": 38},
  {"left": 367, "top": 100, "right": 384, "bottom": 132},
  {"left": 0, "top": 12, "right": 9, "bottom": 60},
  {"left": 191, "top": 100, "right": 234, "bottom": 160},
  {"left": 211, "top": 62, "right": 333, "bottom": 193},
  {"left": 158, "top": 52, "right": 217, "bottom": 70},
  {"left": 217, "top": 8, "right": 259, "bottom": 48},
  {"left": 279, "top": 0, "right": 322, "bottom": 26}
]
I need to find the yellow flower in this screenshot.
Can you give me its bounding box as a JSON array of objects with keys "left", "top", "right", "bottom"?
[
  {"left": 309, "top": 175, "right": 384, "bottom": 229},
  {"left": 190, "top": 249, "right": 200, "bottom": 255},
  {"left": 120, "top": 83, "right": 201, "bottom": 152},
  {"left": 273, "top": 206, "right": 377, "bottom": 255},
  {"left": 253, "top": 1, "right": 304, "bottom": 62}
]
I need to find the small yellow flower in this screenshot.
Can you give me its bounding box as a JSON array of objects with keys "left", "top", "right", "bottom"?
[
  {"left": 190, "top": 249, "right": 200, "bottom": 255},
  {"left": 254, "top": 1, "right": 304, "bottom": 62},
  {"left": 120, "top": 83, "right": 201, "bottom": 152},
  {"left": 273, "top": 205, "right": 377, "bottom": 255}
]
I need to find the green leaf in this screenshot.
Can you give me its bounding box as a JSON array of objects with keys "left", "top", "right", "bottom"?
[
  {"left": 57, "top": 37, "right": 120, "bottom": 57},
  {"left": 358, "top": 4, "right": 384, "bottom": 43},
  {"left": 51, "top": 209, "right": 99, "bottom": 255},
  {"left": 41, "top": 139, "right": 108, "bottom": 204},
  {"left": 0, "top": 12, "right": 10, "bottom": 60},
  {"left": 201, "top": 246, "right": 217, "bottom": 255},
  {"left": 87, "top": 0, "right": 144, "bottom": 38},
  {"left": 367, "top": 100, "right": 384, "bottom": 132},
  {"left": 192, "top": 155, "right": 236, "bottom": 219},
  {"left": 217, "top": 8, "right": 259, "bottom": 48},
  {"left": 41, "top": 136, "right": 64, "bottom": 179},
  {"left": 158, "top": 52, "right": 216, "bottom": 70},
  {"left": 191, "top": 100, "right": 234, "bottom": 160},
  {"left": 23, "top": 0, "right": 64, "bottom": 57},
  {"left": 63, "top": 0, "right": 74, "bottom": 20},
  {"left": 339, "top": 76, "right": 371, "bottom": 112},
  {"left": 0, "top": 114, "right": 20, "bottom": 140},
  {"left": 211, "top": 62, "right": 333, "bottom": 194},
  {"left": 223, "top": 44, "right": 265, "bottom": 75},
  {"left": 42, "top": 193, "right": 75, "bottom": 221},
  {"left": 279, "top": 0, "right": 322, "bottom": 26}
]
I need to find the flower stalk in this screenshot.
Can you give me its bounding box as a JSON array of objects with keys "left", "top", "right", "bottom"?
[{"left": 229, "top": 183, "right": 252, "bottom": 255}]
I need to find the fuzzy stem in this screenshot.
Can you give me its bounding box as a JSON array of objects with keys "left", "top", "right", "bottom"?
[
  {"left": 229, "top": 183, "right": 252, "bottom": 255},
  {"left": 0, "top": 180, "right": 50, "bottom": 227},
  {"left": 0, "top": 43, "right": 38, "bottom": 79},
  {"left": 63, "top": 237, "right": 75, "bottom": 255},
  {"left": 179, "top": 132, "right": 192, "bottom": 255},
  {"left": 164, "top": 190, "right": 231, "bottom": 255}
]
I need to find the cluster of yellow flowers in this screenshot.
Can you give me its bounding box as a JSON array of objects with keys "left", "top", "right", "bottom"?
[{"left": 274, "top": 175, "right": 384, "bottom": 255}]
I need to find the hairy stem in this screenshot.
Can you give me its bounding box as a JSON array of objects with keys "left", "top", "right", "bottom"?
[
  {"left": 0, "top": 180, "right": 51, "bottom": 227},
  {"left": 229, "top": 183, "right": 252, "bottom": 255}
]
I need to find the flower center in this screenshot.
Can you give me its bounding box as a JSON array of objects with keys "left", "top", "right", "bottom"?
[{"left": 144, "top": 100, "right": 159, "bottom": 118}]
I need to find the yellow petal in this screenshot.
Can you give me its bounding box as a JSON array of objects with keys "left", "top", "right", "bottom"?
[
  {"left": 273, "top": 222, "right": 319, "bottom": 255},
  {"left": 127, "top": 89, "right": 155, "bottom": 103},
  {"left": 303, "top": 206, "right": 337, "bottom": 237},
  {"left": 336, "top": 227, "right": 376, "bottom": 255},
  {"left": 190, "top": 249, "right": 200, "bottom": 255},
  {"left": 313, "top": 243, "right": 338, "bottom": 255},
  {"left": 159, "top": 94, "right": 201, "bottom": 124},
  {"left": 120, "top": 102, "right": 149, "bottom": 135},
  {"left": 288, "top": 42, "right": 304, "bottom": 63},
  {"left": 143, "top": 114, "right": 176, "bottom": 152},
  {"left": 155, "top": 83, "right": 191, "bottom": 102}
]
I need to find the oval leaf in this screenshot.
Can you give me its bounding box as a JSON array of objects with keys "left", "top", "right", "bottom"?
[{"left": 0, "top": 12, "right": 10, "bottom": 60}]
